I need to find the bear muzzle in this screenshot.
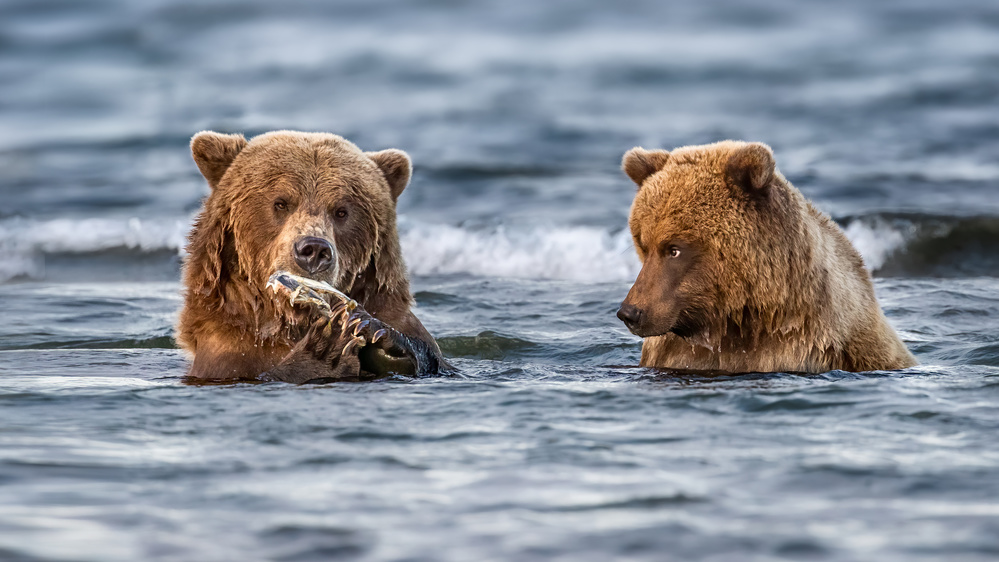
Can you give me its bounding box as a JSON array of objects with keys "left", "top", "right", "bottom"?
[
  {"left": 617, "top": 302, "right": 644, "bottom": 334},
  {"left": 293, "top": 236, "right": 336, "bottom": 276}
]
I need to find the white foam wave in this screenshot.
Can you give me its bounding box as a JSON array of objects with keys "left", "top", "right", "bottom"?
[
  {"left": 401, "top": 222, "right": 640, "bottom": 282},
  {"left": 842, "top": 219, "right": 910, "bottom": 271},
  {"left": 0, "top": 216, "right": 189, "bottom": 281}
]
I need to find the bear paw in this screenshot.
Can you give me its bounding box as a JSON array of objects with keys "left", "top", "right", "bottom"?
[{"left": 262, "top": 271, "right": 421, "bottom": 383}]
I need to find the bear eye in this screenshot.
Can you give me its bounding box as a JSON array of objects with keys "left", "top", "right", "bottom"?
[
  {"left": 668, "top": 246, "right": 681, "bottom": 258},
  {"left": 334, "top": 208, "right": 348, "bottom": 220},
  {"left": 274, "top": 199, "right": 288, "bottom": 212}
]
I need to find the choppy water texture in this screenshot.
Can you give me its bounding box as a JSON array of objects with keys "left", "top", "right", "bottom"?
[{"left": 2, "top": 1, "right": 999, "bottom": 560}]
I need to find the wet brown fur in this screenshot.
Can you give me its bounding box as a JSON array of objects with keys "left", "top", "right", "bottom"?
[
  {"left": 177, "top": 130, "right": 436, "bottom": 381},
  {"left": 621, "top": 140, "right": 916, "bottom": 373}
]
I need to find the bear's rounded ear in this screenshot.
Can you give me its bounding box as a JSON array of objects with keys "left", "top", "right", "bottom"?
[
  {"left": 725, "top": 143, "right": 775, "bottom": 197},
  {"left": 622, "top": 148, "right": 671, "bottom": 188},
  {"left": 367, "top": 149, "right": 412, "bottom": 202},
  {"left": 191, "top": 131, "right": 247, "bottom": 190}
]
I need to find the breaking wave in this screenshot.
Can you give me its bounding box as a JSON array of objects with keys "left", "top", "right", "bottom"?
[
  {"left": 1, "top": 213, "right": 997, "bottom": 283},
  {"left": 400, "top": 221, "right": 639, "bottom": 282},
  {"left": 842, "top": 213, "right": 999, "bottom": 277},
  {"left": 0, "top": 216, "right": 189, "bottom": 282}
]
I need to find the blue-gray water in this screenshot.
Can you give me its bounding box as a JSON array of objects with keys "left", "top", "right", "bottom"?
[{"left": 2, "top": 1, "right": 999, "bottom": 560}]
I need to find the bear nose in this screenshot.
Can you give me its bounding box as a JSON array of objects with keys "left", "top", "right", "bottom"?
[
  {"left": 617, "top": 303, "right": 643, "bottom": 330},
  {"left": 293, "top": 236, "right": 335, "bottom": 274}
]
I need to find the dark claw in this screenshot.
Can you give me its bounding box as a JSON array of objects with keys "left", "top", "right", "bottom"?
[
  {"left": 371, "top": 327, "right": 407, "bottom": 356},
  {"left": 352, "top": 319, "right": 371, "bottom": 337},
  {"left": 342, "top": 336, "right": 364, "bottom": 357}
]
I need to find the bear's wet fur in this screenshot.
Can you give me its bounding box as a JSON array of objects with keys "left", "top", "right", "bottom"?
[
  {"left": 618, "top": 140, "right": 916, "bottom": 373},
  {"left": 177, "top": 130, "right": 440, "bottom": 382}
]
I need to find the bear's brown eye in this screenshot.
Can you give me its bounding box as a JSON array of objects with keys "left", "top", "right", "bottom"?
[
  {"left": 334, "top": 208, "right": 348, "bottom": 219},
  {"left": 274, "top": 199, "right": 288, "bottom": 212},
  {"left": 669, "top": 246, "right": 681, "bottom": 258}
]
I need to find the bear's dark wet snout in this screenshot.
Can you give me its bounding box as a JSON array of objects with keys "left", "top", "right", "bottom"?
[
  {"left": 617, "top": 303, "right": 643, "bottom": 332},
  {"left": 294, "top": 236, "right": 335, "bottom": 275}
]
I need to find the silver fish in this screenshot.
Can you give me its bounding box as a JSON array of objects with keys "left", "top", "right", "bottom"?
[{"left": 266, "top": 270, "right": 357, "bottom": 317}]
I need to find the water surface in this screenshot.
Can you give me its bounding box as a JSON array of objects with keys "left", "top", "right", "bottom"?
[{"left": 2, "top": 0, "right": 999, "bottom": 560}]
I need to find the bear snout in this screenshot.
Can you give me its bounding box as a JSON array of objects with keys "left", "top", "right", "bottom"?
[
  {"left": 617, "top": 302, "right": 644, "bottom": 333},
  {"left": 293, "top": 236, "right": 336, "bottom": 275}
]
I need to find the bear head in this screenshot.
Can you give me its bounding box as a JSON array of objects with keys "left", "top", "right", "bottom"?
[
  {"left": 185, "top": 130, "right": 411, "bottom": 324},
  {"left": 618, "top": 140, "right": 804, "bottom": 345}
]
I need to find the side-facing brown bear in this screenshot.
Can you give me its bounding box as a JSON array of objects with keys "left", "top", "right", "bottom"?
[
  {"left": 177, "top": 130, "right": 444, "bottom": 383},
  {"left": 617, "top": 140, "right": 915, "bottom": 373}
]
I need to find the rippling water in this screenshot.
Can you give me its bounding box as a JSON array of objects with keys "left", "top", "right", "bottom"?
[{"left": 2, "top": 0, "right": 999, "bottom": 560}]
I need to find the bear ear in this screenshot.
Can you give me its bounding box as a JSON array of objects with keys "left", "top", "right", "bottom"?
[
  {"left": 191, "top": 131, "right": 247, "bottom": 190},
  {"left": 622, "top": 148, "right": 671, "bottom": 188},
  {"left": 725, "top": 143, "right": 775, "bottom": 197},
  {"left": 367, "top": 149, "right": 412, "bottom": 202}
]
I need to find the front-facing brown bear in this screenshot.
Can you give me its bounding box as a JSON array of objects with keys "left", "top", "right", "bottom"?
[
  {"left": 177, "top": 130, "right": 444, "bottom": 383},
  {"left": 617, "top": 140, "right": 916, "bottom": 373}
]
